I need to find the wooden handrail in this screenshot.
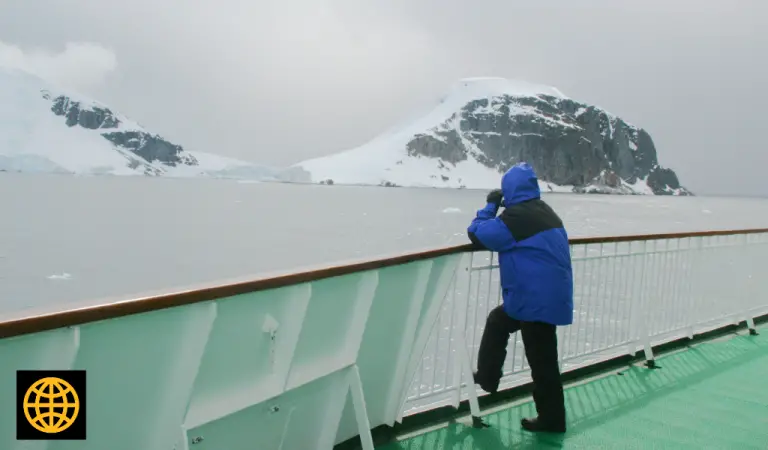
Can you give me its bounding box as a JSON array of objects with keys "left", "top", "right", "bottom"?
[{"left": 0, "top": 227, "right": 766, "bottom": 339}]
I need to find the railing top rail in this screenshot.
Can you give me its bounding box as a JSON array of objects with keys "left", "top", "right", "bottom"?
[{"left": 1, "top": 227, "right": 766, "bottom": 339}]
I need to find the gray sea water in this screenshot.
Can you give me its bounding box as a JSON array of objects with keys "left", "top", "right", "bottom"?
[{"left": 2, "top": 173, "right": 768, "bottom": 319}]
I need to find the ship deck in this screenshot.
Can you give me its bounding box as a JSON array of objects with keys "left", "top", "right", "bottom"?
[{"left": 379, "top": 325, "right": 768, "bottom": 450}]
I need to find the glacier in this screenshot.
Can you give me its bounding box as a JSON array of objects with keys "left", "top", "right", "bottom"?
[{"left": 0, "top": 66, "right": 276, "bottom": 180}]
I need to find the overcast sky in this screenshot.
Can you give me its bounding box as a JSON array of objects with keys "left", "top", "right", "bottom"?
[{"left": 1, "top": 0, "right": 765, "bottom": 195}]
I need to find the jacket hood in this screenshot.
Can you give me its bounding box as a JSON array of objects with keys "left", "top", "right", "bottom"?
[{"left": 501, "top": 162, "right": 541, "bottom": 207}]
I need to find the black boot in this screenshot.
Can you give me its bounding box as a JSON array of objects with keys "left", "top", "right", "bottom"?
[
  {"left": 521, "top": 417, "right": 566, "bottom": 433},
  {"left": 473, "top": 371, "right": 499, "bottom": 394}
]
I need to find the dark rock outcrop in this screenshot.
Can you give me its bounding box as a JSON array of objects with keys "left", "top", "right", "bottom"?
[
  {"left": 101, "top": 131, "right": 197, "bottom": 167},
  {"left": 50, "top": 95, "right": 121, "bottom": 130},
  {"left": 406, "top": 94, "right": 691, "bottom": 195},
  {"left": 647, "top": 166, "right": 685, "bottom": 194},
  {"left": 44, "top": 92, "right": 198, "bottom": 172}
]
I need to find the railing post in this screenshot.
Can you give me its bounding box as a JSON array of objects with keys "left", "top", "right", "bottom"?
[
  {"left": 450, "top": 252, "right": 474, "bottom": 409},
  {"left": 625, "top": 241, "right": 640, "bottom": 357},
  {"left": 394, "top": 254, "right": 462, "bottom": 423},
  {"left": 448, "top": 252, "right": 487, "bottom": 428},
  {"left": 383, "top": 261, "right": 433, "bottom": 425},
  {"left": 635, "top": 241, "right": 657, "bottom": 368},
  {"left": 683, "top": 237, "right": 695, "bottom": 340},
  {"left": 743, "top": 235, "right": 760, "bottom": 336},
  {"left": 685, "top": 236, "right": 705, "bottom": 340}
]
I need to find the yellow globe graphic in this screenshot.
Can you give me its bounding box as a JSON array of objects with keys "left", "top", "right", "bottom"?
[{"left": 23, "top": 377, "right": 80, "bottom": 434}]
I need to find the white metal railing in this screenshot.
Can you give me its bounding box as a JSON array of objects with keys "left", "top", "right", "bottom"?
[
  {"left": 400, "top": 231, "right": 768, "bottom": 417},
  {"left": 1, "top": 230, "right": 767, "bottom": 450}
]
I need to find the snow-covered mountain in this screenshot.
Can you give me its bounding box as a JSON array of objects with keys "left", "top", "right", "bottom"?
[
  {"left": 288, "top": 77, "right": 691, "bottom": 195},
  {"left": 0, "top": 67, "right": 276, "bottom": 179}
]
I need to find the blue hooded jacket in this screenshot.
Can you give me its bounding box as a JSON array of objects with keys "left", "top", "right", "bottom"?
[{"left": 467, "top": 163, "right": 574, "bottom": 325}]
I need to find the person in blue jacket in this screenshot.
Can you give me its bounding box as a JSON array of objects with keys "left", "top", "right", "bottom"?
[{"left": 467, "top": 162, "right": 573, "bottom": 433}]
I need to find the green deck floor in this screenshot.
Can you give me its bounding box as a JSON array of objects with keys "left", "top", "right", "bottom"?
[{"left": 381, "top": 327, "right": 768, "bottom": 450}]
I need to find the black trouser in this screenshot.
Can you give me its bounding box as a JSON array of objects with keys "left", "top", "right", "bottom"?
[{"left": 475, "top": 305, "right": 565, "bottom": 425}]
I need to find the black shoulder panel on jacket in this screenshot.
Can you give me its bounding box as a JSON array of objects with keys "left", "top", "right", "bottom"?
[{"left": 499, "top": 199, "right": 564, "bottom": 242}]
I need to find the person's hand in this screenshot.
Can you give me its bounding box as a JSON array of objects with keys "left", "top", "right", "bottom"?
[{"left": 486, "top": 189, "right": 503, "bottom": 206}]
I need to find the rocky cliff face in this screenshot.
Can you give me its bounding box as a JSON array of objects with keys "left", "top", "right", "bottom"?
[
  {"left": 42, "top": 90, "right": 198, "bottom": 174},
  {"left": 406, "top": 94, "right": 690, "bottom": 195}
]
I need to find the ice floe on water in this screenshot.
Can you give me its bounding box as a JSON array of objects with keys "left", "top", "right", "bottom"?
[{"left": 47, "top": 272, "right": 72, "bottom": 281}]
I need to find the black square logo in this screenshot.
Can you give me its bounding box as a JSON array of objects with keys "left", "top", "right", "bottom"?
[{"left": 16, "top": 370, "right": 87, "bottom": 440}]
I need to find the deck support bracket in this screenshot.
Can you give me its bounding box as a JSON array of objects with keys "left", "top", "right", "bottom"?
[
  {"left": 349, "top": 365, "right": 375, "bottom": 450},
  {"left": 746, "top": 316, "right": 759, "bottom": 335},
  {"left": 472, "top": 415, "right": 490, "bottom": 429},
  {"left": 455, "top": 326, "right": 486, "bottom": 427}
]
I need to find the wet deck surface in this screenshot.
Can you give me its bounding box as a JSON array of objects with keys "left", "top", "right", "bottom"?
[{"left": 379, "top": 325, "right": 768, "bottom": 449}]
